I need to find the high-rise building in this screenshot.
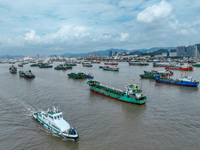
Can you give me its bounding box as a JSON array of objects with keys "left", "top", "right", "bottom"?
[
  {"left": 109, "top": 50, "right": 112, "bottom": 57},
  {"left": 176, "top": 44, "right": 200, "bottom": 57}
]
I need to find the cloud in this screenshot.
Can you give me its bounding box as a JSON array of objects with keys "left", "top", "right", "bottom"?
[
  {"left": 137, "top": 1, "right": 173, "bottom": 23},
  {"left": 116, "top": 33, "right": 129, "bottom": 41}
]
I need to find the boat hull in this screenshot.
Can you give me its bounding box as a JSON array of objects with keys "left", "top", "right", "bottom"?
[
  {"left": 89, "top": 86, "right": 146, "bottom": 105},
  {"left": 155, "top": 78, "right": 199, "bottom": 87},
  {"left": 33, "top": 114, "right": 79, "bottom": 140}
]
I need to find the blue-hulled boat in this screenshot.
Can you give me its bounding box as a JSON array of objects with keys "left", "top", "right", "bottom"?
[{"left": 155, "top": 75, "right": 199, "bottom": 87}]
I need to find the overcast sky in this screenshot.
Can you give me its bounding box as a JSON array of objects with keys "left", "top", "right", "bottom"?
[{"left": 0, "top": 0, "right": 200, "bottom": 56}]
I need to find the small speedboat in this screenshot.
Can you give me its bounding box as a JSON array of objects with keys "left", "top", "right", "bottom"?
[{"left": 33, "top": 107, "right": 79, "bottom": 140}]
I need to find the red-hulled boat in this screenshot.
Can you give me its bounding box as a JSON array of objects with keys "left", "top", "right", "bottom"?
[
  {"left": 165, "top": 65, "right": 193, "bottom": 71},
  {"left": 104, "top": 62, "right": 118, "bottom": 65}
]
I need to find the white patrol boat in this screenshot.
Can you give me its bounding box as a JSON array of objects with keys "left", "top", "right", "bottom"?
[{"left": 33, "top": 107, "right": 79, "bottom": 140}]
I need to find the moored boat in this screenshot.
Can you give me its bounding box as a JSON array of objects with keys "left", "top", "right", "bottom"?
[
  {"left": 155, "top": 74, "right": 199, "bottom": 87},
  {"left": 33, "top": 107, "right": 79, "bottom": 140},
  {"left": 87, "top": 80, "right": 146, "bottom": 105},
  {"left": 9, "top": 65, "right": 17, "bottom": 74},
  {"left": 54, "top": 64, "right": 72, "bottom": 70},
  {"left": 165, "top": 64, "right": 193, "bottom": 71},
  {"left": 129, "top": 62, "right": 149, "bottom": 66},
  {"left": 153, "top": 62, "right": 170, "bottom": 67},
  {"left": 18, "top": 64, "right": 23, "bottom": 67},
  {"left": 103, "top": 66, "right": 119, "bottom": 71},
  {"left": 104, "top": 62, "right": 118, "bottom": 65},
  {"left": 82, "top": 62, "right": 93, "bottom": 67},
  {"left": 19, "top": 70, "right": 35, "bottom": 78},
  {"left": 68, "top": 72, "right": 91, "bottom": 79},
  {"left": 192, "top": 63, "right": 200, "bottom": 67},
  {"left": 140, "top": 70, "right": 173, "bottom": 79},
  {"left": 39, "top": 63, "right": 53, "bottom": 68}
]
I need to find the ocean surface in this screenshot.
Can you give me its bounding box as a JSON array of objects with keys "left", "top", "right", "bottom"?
[{"left": 0, "top": 62, "right": 200, "bottom": 150}]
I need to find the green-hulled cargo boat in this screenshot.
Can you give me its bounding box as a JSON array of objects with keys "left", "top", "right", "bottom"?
[
  {"left": 87, "top": 80, "right": 146, "bottom": 105},
  {"left": 68, "top": 72, "right": 88, "bottom": 79},
  {"left": 140, "top": 70, "right": 173, "bottom": 79},
  {"left": 192, "top": 63, "right": 200, "bottom": 67},
  {"left": 54, "top": 64, "right": 72, "bottom": 70}
]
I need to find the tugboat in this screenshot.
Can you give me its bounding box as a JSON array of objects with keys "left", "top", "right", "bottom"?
[
  {"left": 19, "top": 70, "right": 35, "bottom": 78},
  {"left": 33, "top": 107, "right": 79, "bottom": 140},
  {"left": 103, "top": 66, "right": 119, "bottom": 71},
  {"left": 9, "top": 65, "right": 17, "bottom": 74},
  {"left": 87, "top": 80, "right": 146, "bottom": 105},
  {"left": 155, "top": 74, "right": 199, "bottom": 87}
]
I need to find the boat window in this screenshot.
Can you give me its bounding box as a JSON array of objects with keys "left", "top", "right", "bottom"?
[
  {"left": 54, "top": 117, "right": 57, "bottom": 119},
  {"left": 60, "top": 115, "right": 62, "bottom": 118},
  {"left": 58, "top": 116, "right": 60, "bottom": 119}
]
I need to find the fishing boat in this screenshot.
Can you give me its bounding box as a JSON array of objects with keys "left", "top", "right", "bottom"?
[
  {"left": 165, "top": 64, "right": 193, "bottom": 71},
  {"left": 30, "top": 63, "right": 40, "bottom": 67},
  {"left": 99, "top": 66, "right": 104, "bottom": 69},
  {"left": 88, "top": 73, "right": 94, "bottom": 79},
  {"left": 192, "top": 63, "right": 200, "bottom": 67},
  {"left": 19, "top": 70, "right": 35, "bottom": 78},
  {"left": 153, "top": 62, "right": 170, "bottom": 67},
  {"left": 104, "top": 62, "right": 118, "bottom": 65},
  {"left": 33, "top": 107, "right": 79, "bottom": 140},
  {"left": 129, "top": 62, "right": 149, "bottom": 66},
  {"left": 155, "top": 74, "right": 199, "bottom": 87},
  {"left": 39, "top": 63, "right": 53, "bottom": 68},
  {"left": 18, "top": 64, "right": 23, "bottom": 67},
  {"left": 9, "top": 65, "right": 17, "bottom": 74},
  {"left": 91, "top": 60, "right": 100, "bottom": 64},
  {"left": 140, "top": 70, "right": 173, "bottom": 79},
  {"left": 82, "top": 62, "right": 93, "bottom": 67},
  {"left": 87, "top": 80, "right": 146, "bottom": 105},
  {"left": 54, "top": 64, "right": 72, "bottom": 70},
  {"left": 103, "top": 66, "right": 119, "bottom": 71},
  {"left": 68, "top": 72, "right": 90, "bottom": 79}
]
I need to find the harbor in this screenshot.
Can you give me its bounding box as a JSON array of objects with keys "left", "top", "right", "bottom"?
[{"left": 0, "top": 61, "right": 199, "bottom": 150}]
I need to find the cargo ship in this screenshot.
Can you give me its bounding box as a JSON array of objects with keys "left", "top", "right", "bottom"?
[
  {"left": 33, "top": 107, "right": 79, "bottom": 140},
  {"left": 165, "top": 65, "right": 193, "bottom": 71},
  {"left": 87, "top": 80, "right": 146, "bottom": 105},
  {"left": 155, "top": 75, "right": 199, "bottom": 87}
]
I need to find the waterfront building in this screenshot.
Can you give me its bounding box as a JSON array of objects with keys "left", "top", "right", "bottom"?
[{"left": 176, "top": 44, "right": 200, "bottom": 58}]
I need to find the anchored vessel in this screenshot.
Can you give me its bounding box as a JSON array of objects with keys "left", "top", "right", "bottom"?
[
  {"left": 19, "top": 70, "right": 35, "bottom": 78},
  {"left": 54, "top": 64, "right": 72, "bottom": 70},
  {"left": 129, "top": 62, "right": 149, "bottom": 66},
  {"left": 68, "top": 72, "right": 93, "bottom": 79},
  {"left": 155, "top": 75, "right": 199, "bottom": 87},
  {"left": 87, "top": 80, "right": 146, "bottom": 105},
  {"left": 9, "top": 65, "right": 17, "bottom": 74},
  {"left": 33, "top": 107, "right": 79, "bottom": 140},
  {"left": 104, "top": 62, "right": 118, "bottom": 65},
  {"left": 165, "top": 64, "right": 193, "bottom": 71},
  {"left": 140, "top": 70, "right": 173, "bottom": 79},
  {"left": 103, "top": 66, "right": 119, "bottom": 71}
]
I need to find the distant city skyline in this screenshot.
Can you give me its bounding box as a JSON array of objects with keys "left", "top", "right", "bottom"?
[{"left": 0, "top": 0, "right": 200, "bottom": 56}]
